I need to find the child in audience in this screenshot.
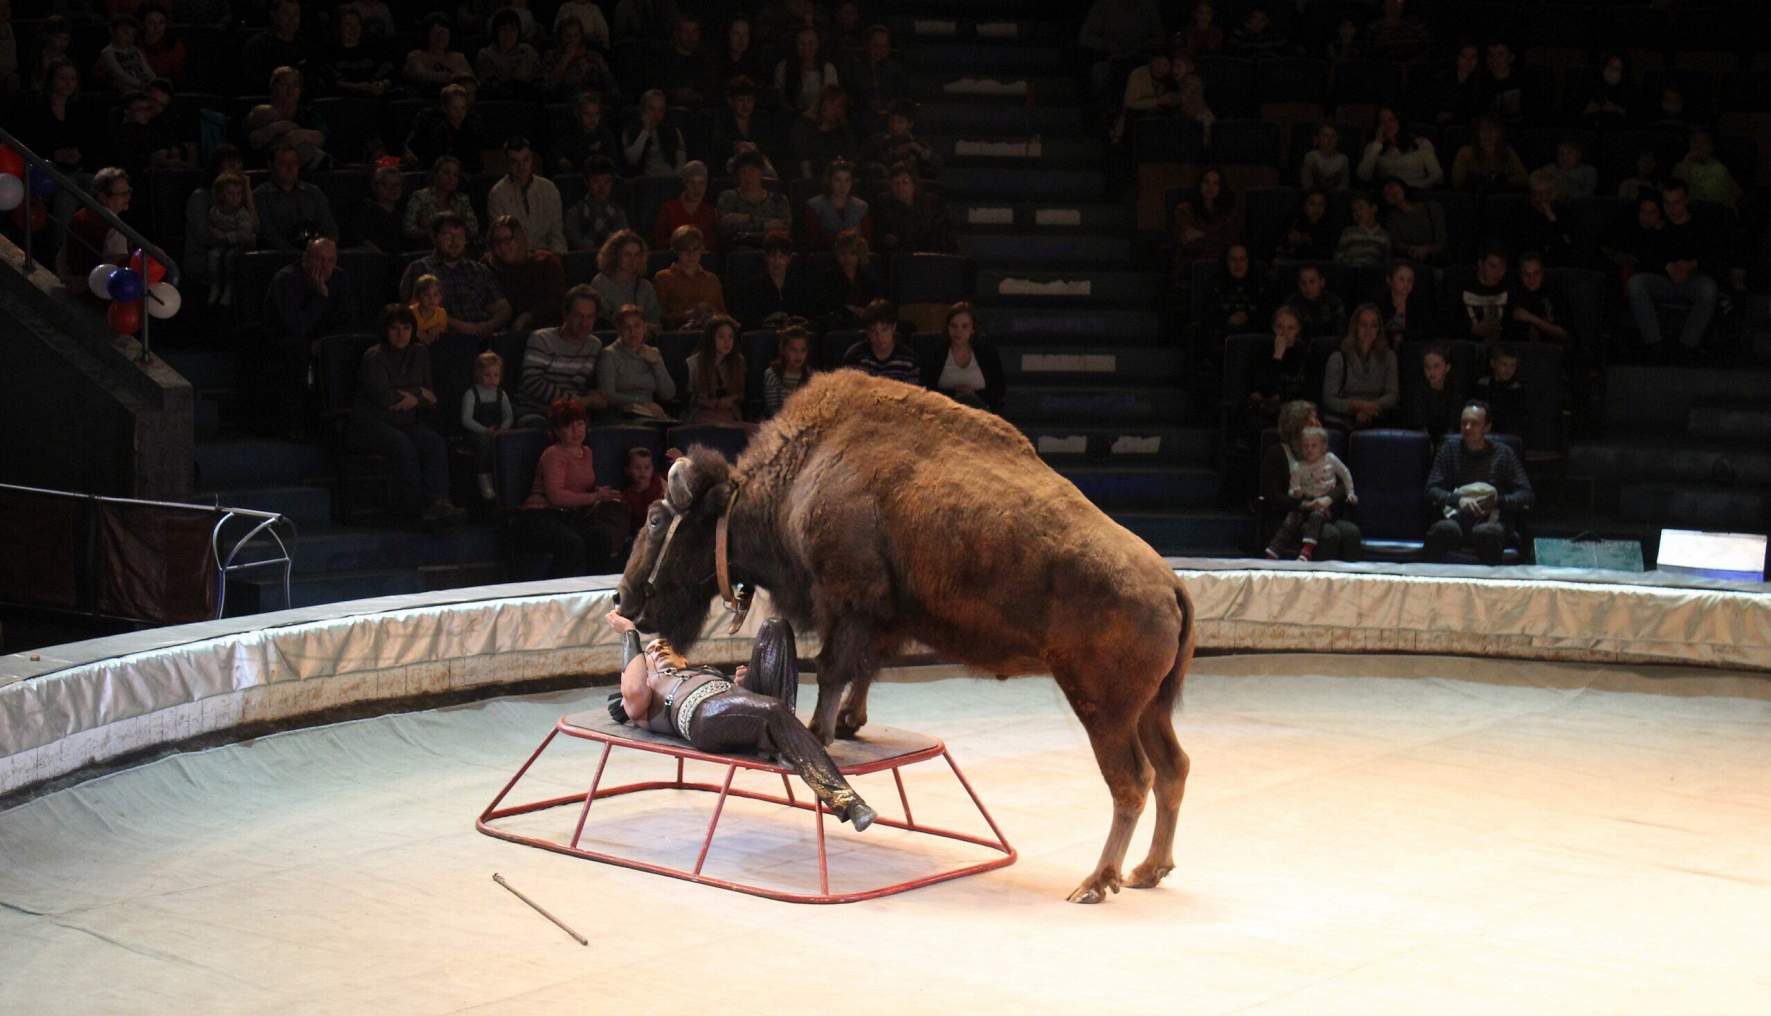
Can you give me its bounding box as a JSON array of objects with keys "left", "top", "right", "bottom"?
[
  {"left": 565, "top": 154, "right": 629, "bottom": 252},
  {"left": 410, "top": 273, "right": 448, "bottom": 344},
  {"left": 1509, "top": 252, "right": 1570, "bottom": 345},
  {"left": 1284, "top": 263, "right": 1346, "bottom": 339},
  {"left": 1407, "top": 343, "right": 1462, "bottom": 440},
  {"left": 619, "top": 446, "right": 665, "bottom": 534},
  {"left": 862, "top": 99, "right": 941, "bottom": 181},
  {"left": 762, "top": 325, "right": 813, "bottom": 417},
  {"left": 460, "top": 351, "right": 515, "bottom": 501},
  {"left": 205, "top": 172, "right": 257, "bottom": 307},
  {"left": 1265, "top": 425, "right": 1356, "bottom": 561},
  {"left": 1210, "top": 244, "right": 1269, "bottom": 343},
  {"left": 1299, "top": 123, "right": 1348, "bottom": 191},
  {"left": 1275, "top": 188, "right": 1335, "bottom": 261},
  {"left": 1334, "top": 192, "right": 1390, "bottom": 266},
  {"left": 1537, "top": 140, "right": 1596, "bottom": 200},
  {"left": 1473, "top": 344, "right": 1527, "bottom": 436}
]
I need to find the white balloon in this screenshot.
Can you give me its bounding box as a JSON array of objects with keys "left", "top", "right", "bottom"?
[
  {"left": 88, "top": 263, "right": 119, "bottom": 299},
  {"left": 146, "top": 281, "right": 182, "bottom": 319},
  {"left": 0, "top": 173, "right": 23, "bottom": 212}
]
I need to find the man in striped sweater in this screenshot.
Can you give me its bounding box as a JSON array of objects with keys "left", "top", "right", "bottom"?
[
  {"left": 516, "top": 284, "right": 609, "bottom": 427},
  {"left": 1423, "top": 400, "right": 1534, "bottom": 564}
]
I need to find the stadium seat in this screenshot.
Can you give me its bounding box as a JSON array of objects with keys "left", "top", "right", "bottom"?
[
  {"left": 654, "top": 330, "right": 699, "bottom": 405},
  {"left": 234, "top": 250, "right": 298, "bottom": 329},
  {"left": 1347, "top": 428, "right": 1434, "bottom": 559},
  {"left": 822, "top": 329, "right": 863, "bottom": 370},
  {"left": 312, "top": 98, "right": 385, "bottom": 164},
  {"left": 1242, "top": 186, "right": 1306, "bottom": 259},
  {"left": 493, "top": 428, "right": 553, "bottom": 508},
  {"left": 1210, "top": 119, "right": 1282, "bottom": 170},
  {"left": 314, "top": 332, "right": 393, "bottom": 524},
  {"left": 1256, "top": 58, "right": 1331, "bottom": 106},
  {"left": 1198, "top": 57, "right": 1258, "bottom": 117},
  {"left": 890, "top": 253, "right": 976, "bottom": 332},
  {"left": 741, "top": 329, "right": 778, "bottom": 418},
  {"left": 474, "top": 101, "right": 540, "bottom": 149},
  {"left": 333, "top": 251, "right": 392, "bottom": 328},
  {"left": 148, "top": 168, "right": 203, "bottom": 252},
  {"left": 1331, "top": 61, "right": 1404, "bottom": 109},
  {"left": 628, "top": 176, "right": 685, "bottom": 243},
  {"left": 1640, "top": 67, "right": 1718, "bottom": 123}
]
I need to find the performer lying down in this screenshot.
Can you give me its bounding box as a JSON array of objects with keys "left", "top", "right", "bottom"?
[{"left": 603, "top": 610, "right": 876, "bottom": 831}]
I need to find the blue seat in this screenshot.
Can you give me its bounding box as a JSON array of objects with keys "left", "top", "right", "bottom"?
[
  {"left": 1210, "top": 119, "right": 1282, "bottom": 170},
  {"left": 1255, "top": 58, "right": 1330, "bottom": 106},
  {"left": 1198, "top": 57, "right": 1258, "bottom": 117},
  {"left": 586, "top": 426, "right": 664, "bottom": 488},
  {"left": 654, "top": 331, "right": 699, "bottom": 403},
  {"left": 667, "top": 425, "right": 751, "bottom": 464},
  {"left": 493, "top": 428, "right": 553, "bottom": 508},
  {"left": 890, "top": 253, "right": 976, "bottom": 305},
  {"left": 822, "top": 329, "right": 863, "bottom": 370},
  {"left": 742, "top": 329, "right": 778, "bottom": 417},
  {"left": 1330, "top": 61, "right": 1403, "bottom": 108},
  {"left": 1347, "top": 428, "right": 1434, "bottom": 560}
]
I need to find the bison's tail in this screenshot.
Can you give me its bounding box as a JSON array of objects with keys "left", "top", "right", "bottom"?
[{"left": 1167, "top": 581, "right": 1197, "bottom": 707}]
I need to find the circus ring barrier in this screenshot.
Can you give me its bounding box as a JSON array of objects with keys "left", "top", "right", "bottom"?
[{"left": 5, "top": 559, "right": 1771, "bottom": 804}]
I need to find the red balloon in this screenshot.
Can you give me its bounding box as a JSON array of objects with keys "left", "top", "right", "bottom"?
[
  {"left": 129, "top": 248, "right": 167, "bottom": 286},
  {"left": 0, "top": 147, "right": 22, "bottom": 178},
  {"left": 107, "top": 300, "right": 143, "bottom": 335}
]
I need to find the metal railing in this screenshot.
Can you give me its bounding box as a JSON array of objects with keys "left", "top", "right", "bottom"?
[{"left": 0, "top": 126, "right": 181, "bottom": 364}]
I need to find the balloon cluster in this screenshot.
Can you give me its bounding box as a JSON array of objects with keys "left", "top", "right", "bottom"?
[
  {"left": 89, "top": 249, "right": 182, "bottom": 333},
  {"left": 0, "top": 145, "right": 51, "bottom": 232}
]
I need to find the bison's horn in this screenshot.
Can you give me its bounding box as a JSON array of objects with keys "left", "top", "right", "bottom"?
[{"left": 666, "top": 457, "right": 697, "bottom": 511}]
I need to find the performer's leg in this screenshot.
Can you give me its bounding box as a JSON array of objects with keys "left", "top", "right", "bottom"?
[
  {"left": 693, "top": 690, "right": 873, "bottom": 830},
  {"left": 745, "top": 618, "right": 798, "bottom": 712}
]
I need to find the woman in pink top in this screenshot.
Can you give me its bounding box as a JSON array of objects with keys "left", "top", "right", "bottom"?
[{"left": 514, "top": 398, "right": 630, "bottom": 576}]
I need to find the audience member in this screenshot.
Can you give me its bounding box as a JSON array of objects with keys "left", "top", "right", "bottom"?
[
  {"left": 112, "top": 88, "right": 190, "bottom": 178},
  {"left": 1177, "top": 2, "right": 1223, "bottom": 58},
  {"left": 268, "top": 236, "right": 354, "bottom": 350},
  {"left": 460, "top": 350, "right": 515, "bottom": 501},
  {"left": 1246, "top": 306, "right": 1307, "bottom": 429},
  {"left": 921, "top": 302, "right": 1005, "bottom": 413},
  {"left": 1264, "top": 425, "right": 1355, "bottom": 561},
  {"left": 1359, "top": 0, "right": 1431, "bottom": 64},
  {"left": 1479, "top": 40, "right": 1531, "bottom": 123},
  {"left": 410, "top": 273, "right": 448, "bottom": 344},
  {"left": 763, "top": 325, "right": 814, "bottom": 416},
  {"left": 555, "top": 1, "right": 612, "bottom": 49},
  {"left": 245, "top": 66, "right": 328, "bottom": 171},
  {"left": 183, "top": 145, "right": 244, "bottom": 286},
  {"left": 1473, "top": 344, "right": 1528, "bottom": 436},
  {"left": 651, "top": 14, "right": 706, "bottom": 107},
  {"left": 1325, "top": 14, "right": 1361, "bottom": 63},
  {"left": 736, "top": 235, "right": 813, "bottom": 328},
  {"left": 1671, "top": 129, "right": 1742, "bottom": 210},
  {"left": 842, "top": 299, "right": 919, "bottom": 384},
  {"left": 708, "top": 77, "right": 781, "bottom": 178},
  {"left": 542, "top": 17, "right": 616, "bottom": 102},
  {"left": 57, "top": 166, "right": 130, "bottom": 294},
  {"left": 1626, "top": 180, "right": 1719, "bottom": 356},
  {"left": 566, "top": 155, "right": 630, "bottom": 252},
  {"left": 240, "top": 0, "right": 305, "bottom": 94},
  {"left": 513, "top": 397, "right": 628, "bottom": 575},
  {"left": 1357, "top": 107, "right": 1442, "bottom": 190},
  {"left": 1601, "top": 194, "right": 1665, "bottom": 276},
  {"left": 849, "top": 23, "right": 908, "bottom": 115},
  {"left": 1375, "top": 261, "right": 1435, "bottom": 346},
  {"left": 1449, "top": 246, "right": 1512, "bottom": 342},
  {"left": 1079, "top": 0, "right": 1164, "bottom": 99},
  {"left": 802, "top": 159, "right": 871, "bottom": 250},
  {"left": 1536, "top": 140, "right": 1596, "bottom": 201},
  {"left": 1260, "top": 399, "right": 1361, "bottom": 561},
  {"left": 404, "top": 13, "right": 474, "bottom": 91},
  {"left": 1284, "top": 263, "right": 1346, "bottom": 339},
  {"left": 484, "top": 215, "right": 565, "bottom": 331},
  {"left": 518, "top": 284, "right": 609, "bottom": 427},
  {"left": 1172, "top": 55, "right": 1216, "bottom": 143},
  {"left": 1512, "top": 170, "right": 1586, "bottom": 268},
  {"left": 590, "top": 229, "right": 662, "bottom": 328},
  {"left": 1616, "top": 150, "right": 1664, "bottom": 201},
  {"left": 254, "top": 142, "right": 339, "bottom": 251},
  {"left": 792, "top": 85, "right": 859, "bottom": 182},
  {"left": 1423, "top": 401, "right": 1533, "bottom": 564},
  {"left": 399, "top": 211, "right": 513, "bottom": 337},
  {"left": 1172, "top": 166, "right": 1242, "bottom": 267},
  {"left": 598, "top": 304, "right": 677, "bottom": 418},
  {"left": 820, "top": 228, "right": 881, "bottom": 330},
  {"left": 654, "top": 225, "right": 727, "bottom": 330},
  {"left": 619, "top": 447, "right": 666, "bottom": 535},
  {"left": 1510, "top": 253, "right": 1570, "bottom": 346},
  {"left": 320, "top": 5, "right": 393, "bottom": 99},
  {"left": 1650, "top": 83, "right": 1698, "bottom": 130},
  {"left": 861, "top": 99, "right": 941, "bottom": 181},
  {"left": 1112, "top": 46, "right": 1179, "bottom": 143},
  {"left": 350, "top": 304, "right": 466, "bottom": 526},
  {"left": 1577, "top": 53, "right": 1634, "bottom": 127},
  {"left": 876, "top": 162, "right": 956, "bottom": 255},
  {"left": 204, "top": 172, "right": 257, "bottom": 306},
  {"left": 1226, "top": 4, "right": 1292, "bottom": 60},
  {"left": 1381, "top": 179, "right": 1447, "bottom": 265},
  {"left": 1274, "top": 188, "right": 1336, "bottom": 261},
  {"left": 137, "top": 5, "right": 186, "bottom": 87},
  {"left": 96, "top": 13, "right": 154, "bottom": 92},
  {"left": 705, "top": 16, "right": 766, "bottom": 98},
  {"left": 614, "top": 0, "right": 683, "bottom": 45},
  {"left": 1334, "top": 192, "right": 1390, "bottom": 267},
  {"left": 1300, "top": 123, "right": 1349, "bottom": 191},
  {"left": 405, "top": 82, "right": 488, "bottom": 175},
  {"left": 487, "top": 137, "right": 566, "bottom": 253},
  {"left": 1322, "top": 304, "right": 1399, "bottom": 429},
  {"left": 684, "top": 314, "right": 747, "bottom": 425},
  {"left": 717, "top": 150, "right": 792, "bottom": 249},
  {"left": 1406, "top": 343, "right": 1462, "bottom": 439},
  {"left": 775, "top": 26, "right": 840, "bottom": 116},
  {"left": 622, "top": 88, "right": 687, "bottom": 179},
  {"left": 1208, "top": 244, "right": 1270, "bottom": 344},
  {"left": 404, "top": 155, "right": 480, "bottom": 247},
  {"left": 476, "top": 8, "right": 540, "bottom": 99},
  {"left": 653, "top": 161, "right": 719, "bottom": 251},
  {"left": 351, "top": 164, "right": 405, "bottom": 254},
  {"left": 1451, "top": 115, "right": 1527, "bottom": 193},
  {"left": 1428, "top": 40, "right": 1483, "bottom": 126},
  {"left": 553, "top": 91, "right": 621, "bottom": 174}
]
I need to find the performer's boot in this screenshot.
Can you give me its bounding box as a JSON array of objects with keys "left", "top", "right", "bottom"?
[
  {"left": 758, "top": 699, "right": 873, "bottom": 832},
  {"left": 746, "top": 618, "right": 799, "bottom": 712}
]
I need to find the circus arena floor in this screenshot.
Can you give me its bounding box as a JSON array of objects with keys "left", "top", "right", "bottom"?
[{"left": 3, "top": 653, "right": 1769, "bottom": 1014}]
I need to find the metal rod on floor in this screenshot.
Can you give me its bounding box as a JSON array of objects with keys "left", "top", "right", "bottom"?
[{"left": 493, "top": 873, "right": 588, "bottom": 946}]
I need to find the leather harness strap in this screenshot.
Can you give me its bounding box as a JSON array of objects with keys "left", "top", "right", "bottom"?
[{"left": 715, "top": 484, "right": 752, "bottom": 634}]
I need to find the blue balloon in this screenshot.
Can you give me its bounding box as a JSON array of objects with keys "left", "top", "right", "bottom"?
[
  {"left": 107, "top": 267, "right": 144, "bottom": 303},
  {"left": 28, "top": 171, "right": 57, "bottom": 197}
]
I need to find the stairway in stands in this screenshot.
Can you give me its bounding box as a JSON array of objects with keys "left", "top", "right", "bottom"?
[
  {"left": 900, "top": 8, "right": 1244, "bottom": 556},
  {"left": 161, "top": 346, "right": 503, "bottom": 613}
]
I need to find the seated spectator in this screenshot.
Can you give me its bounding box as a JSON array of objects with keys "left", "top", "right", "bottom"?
[
  {"left": 268, "top": 236, "right": 354, "bottom": 355},
  {"left": 1671, "top": 129, "right": 1743, "bottom": 211},
  {"left": 351, "top": 164, "right": 405, "bottom": 254},
  {"left": 477, "top": 9, "right": 541, "bottom": 100},
  {"left": 775, "top": 26, "right": 840, "bottom": 116},
  {"left": 517, "top": 284, "right": 610, "bottom": 427},
  {"left": 1334, "top": 192, "right": 1390, "bottom": 268},
  {"left": 590, "top": 229, "right": 662, "bottom": 329},
  {"left": 320, "top": 6, "right": 393, "bottom": 99},
  {"left": 566, "top": 154, "right": 630, "bottom": 252},
  {"left": 1274, "top": 188, "right": 1336, "bottom": 261},
  {"left": 1577, "top": 54, "right": 1634, "bottom": 127},
  {"left": 405, "top": 82, "right": 488, "bottom": 175},
  {"left": 513, "top": 397, "right": 629, "bottom": 576},
  {"left": 1448, "top": 246, "right": 1512, "bottom": 342},
  {"left": 648, "top": 161, "right": 716, "bottom": 251},
  {"left": 1374, "top": 261, "right": 1434, "bottom": 347},
  {"left": 1601, "top": 195, "right": 1665, "bottom": 276},
  {"left": 876, "top": 161, "right": 956, "bottom": 255},
  {"left": 399, "top": 211, "right": 514, "bottom": 338},
  {"left": 1381, "top": 179, "right": 1447, "bottom": 265},
  {"left": 1356, "top": 108, "right": 1442, "bottom": 190},
  {"left": 684, "top": 314, "right": 747, "bottom": 426},
  {"left": 763, "top": 325, "right": 814, "bottom": 417},
  {"left": 791, "top": 85, "right": 859, "bottom": 182},
  {"left": 1627, "top": 180, "right": 1719, "bottom": 356},
  {"left": 705, "top": 17, "right": 766, "bottom": 101},
  {"left": 921, "top": 302, "right": 1005, "bottom": 413},
  {"left": 1246, "top": 306, "right": 1308, "bottom": 431},
  {"left": 1264, "top": 424, "right": 1356, "bottom": 561},
  {"left": 1177, "top": 2, "right": 1223, "bottom": 57},
  {"left": 1284, "top": 263, "right": 1346, "bottom": 339},
  {"left": 254, "top": 142, "right": 339, "bottom": 251},
  {"left": 1650, "top": 83, "right": 1698, "bottom": 130},
  {"left": 26, "top": 17, "right": 74, "bottom": 97},
  {"left": 349, "top": 304, "right": 466, "bottom": 526},
  {"left": 138, "top": 5, "right": 186, "bottom": 88},
  {"left": 205, "top": 172, "right": 257, "bottom": 306},
  {"left": 842, "top": 299, "right": 919, "bottom": 384},
  {"left": 1473, "top": 343, "right": 1528, "bottom": 435},
  {"left": 622, "top": 88, "right": 687, "bottom": 179},
  {"left": 598, "top": 304, "right": 677, "bottom": 418},
  {"left": 807, "top": 158, "right": 874, "bottom": 249},
  {"left": 861, "top": 99, "right": 941, "bottom": 182},
  {"left": 1322, "top": 304, "right": 1399, "bottom": 429},
  {"left": 1111, "top": 46, "right": 1179, "bottom": 144},
  {"left": 240, "top": 0, "right": 305, "bottom": 93},
  {"left": 1407, "top": 343, "right": 1462, "bottom": 440},
  {"left": 488, "top": 137, "right": 567, "bottom": 253},
  {"left": 404, "top": 156, "right": 480, "bottom": 248},
  {"left": 1226, "top": 4, "right": 1292, "bottom": 60},
  {"left": 1424, "top": 400, "right": 1534, "bottom": 564},
  {"left": 24, "top": 61, "right": 97, "bottom": 218},
  {"left": 1208, "top": 244, "right": 1270, "bottom": 344},
  {"left": 620, "top": 447, "right": 667, "bottom": 536},
  {"left": 1428, "top": 40, "right": 1482, "bottom": 126},
  {"left": 1358, "top": 0, "right": 1431, "bottom": 64},
  {"left": 1300, "top": 123, "right": 1350, "bottom": 191},
  {"left": 57, "top": 166, "right": 130, "bottom": 295},
  {"left": 355, "top": 0, "right": 397, "bottom": 38},
  {"left": 1172, "top": 165, "right": 1242, "bottom": 268},
  {"left": 410, "top": 274, "right": 448, "bottom": 345},
  {"left": 1325, "top": 15, "right": 1361, "bottom": 63},
  {"left": 1452, "top": 116, "right": 1527, "bottom": 193},
  {"left": 820, "top": 228, "right": 882, "bottom": 330},
  {"left": 717, "top": 150, "right": 793, "bottom": 249},
  {"left": 555, "top": 0, "right": 612, "bottom": 48},
  {"left": 652, "top": 14, "right": 706, "bottom": 108},
  {"left": 542, "top": 21, "right": 617, "bottom": 102},
  {"left": 143, "top": 78, "right": 197, "bottom": 162},
  {"left": 245, "top": 66, "right": 328, "bottom": 171},
  {"left": 1536, "top": 140, "right": 1596, "bottom": 201},
  {"left": 1260, "top": 399, "right": 1361, "bottom": 561},
  {"left": 553, "top": 91, "right": 622, "bottom": 174},
  {"left": 1510, "top": 252, "right": 1570, "bottom": 346},
  {"left": 736, "top": 235, "right": 815, "bottom": 329},
  {"left": 484, "top": 215, "right": 566, "bottom": 331},
  {"left": 1513, "top": 170, "right": 1586, "bottom": 268},
  {"left": 460, "top": 350, "right": 515, "bottom": 501},
  {"left": 1172, "top": 55, "right": 1216, "bottom": 144},
  {"left": 654, "top": 225, "right": 727, "bottom": 330},
  {"left": 848, "top": 23, "right": 908, "bottom": 116},
  {"left": 184, "top": 145, "right": 244, "bottom": 287},
  {"left": 404, "top": 13, "right": 474, "bottom": 92},
  {"left": 96, "top": 14, "right": 154, "bottom": 93},
  {"left": 708, "top": 76, "right": 782, "bottom": 178},
  {"left": 112, "top": 88, "right": 191, "bottom": 178},
  {"left": 1617, "top": 150, "right": 1665, "bottom": 202},
  {"left": 1479, "top": 41, "right": 1531, "bottom": 123}
]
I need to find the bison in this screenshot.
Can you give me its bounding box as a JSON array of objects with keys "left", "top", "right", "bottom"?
[{"left": 615, "top": 370, "right": 1195, "bottom": 903}]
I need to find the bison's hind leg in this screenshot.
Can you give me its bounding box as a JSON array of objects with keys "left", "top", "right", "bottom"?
[
  {"left": 1126, "top": 668, "right": 1189, "bottom": 890},
  {"left": 809, "top": 617, "right": 876, "bottom": 745},
  {"left": 1055, "top": 667, "right": 1156, "bottom": 905}
]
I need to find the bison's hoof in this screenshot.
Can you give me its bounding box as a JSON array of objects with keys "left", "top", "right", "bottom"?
[
  {"left": 1126, "top": 862, "right": 1174, "bottom": 889},
  {"left": 1066, "top": 870, "right": 1123, "bottom": 904},
  {"left": 835, "top": 710, "right": 867, "bottom": 740}
]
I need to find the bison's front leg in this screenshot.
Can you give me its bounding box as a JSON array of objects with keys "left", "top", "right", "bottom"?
[
  {"left": 809, "top": 619, "right": 874, "bottom": 744},
  {"left": 835, "top": 674, "right": 873, "bottom": 740}
]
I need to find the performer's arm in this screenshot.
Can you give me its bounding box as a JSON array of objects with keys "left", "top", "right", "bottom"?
[{"left": 619, "top": 654, "right": 652, "bottom": 725}]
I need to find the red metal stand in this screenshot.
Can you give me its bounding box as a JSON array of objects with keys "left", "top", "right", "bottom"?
[{"left": 477, "top": 713, "right": 1016, "bottom": 904}]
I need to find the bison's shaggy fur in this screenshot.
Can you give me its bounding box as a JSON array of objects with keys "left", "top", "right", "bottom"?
[{"left": 618, "top": 371, "right": 1195, "bottom": 902}]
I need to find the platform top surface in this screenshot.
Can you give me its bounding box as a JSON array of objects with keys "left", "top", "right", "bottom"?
[{"left": 561, "top": 710, "right": 943, "bottom": 768}]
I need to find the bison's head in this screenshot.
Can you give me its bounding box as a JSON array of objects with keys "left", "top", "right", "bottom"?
[{"left": 614, "top": 448, "right": 735, "bottom": 651}]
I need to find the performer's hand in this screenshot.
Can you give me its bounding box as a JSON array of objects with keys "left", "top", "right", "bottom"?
[
  {"left": 607, "top": 692, "right": 629, "bottom": 724},
  {"left": 733, "top": 664, "right": 748, "bottom": 687},
  {"left": 605, "top": 608, "right": 635, "bottom": 633}
]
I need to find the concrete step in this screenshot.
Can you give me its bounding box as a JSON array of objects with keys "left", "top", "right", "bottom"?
[
  {"left": 999, "top": 344, "right": 1183, "bottom": 384},
  {"left": 953, "top": 201, "right": 1134, "bottom": 233},
  {"left": 960, "top": 233, "right": 1132, "bottom": 268},
  {"left": 1617, "top": 482, "right": 1771, "bottom": 530},
  {"left": 194, "top": 397, "right": 222, "bottom": 442},
  {"left": 159, "top": 347, "right": 243, "bottom": 394},
  {"left": 978, "top": 308, "right": 1164, "bottom": 343},
  {"left": 1568, "top": 438, "right": 1771, "bottom": 491},
  {"left": 199, "top": 484, "right": 334, "bottom": 528},
  {"left": 1020, "top": 423, "right": 1214, "bottom": 465},
  {"left": 1604, "top": 365, "right": 1771, "bottom": 430},
  {"left": 265, "top": 523, "right": 503, "bottom": 573},
  {"left": 901, "top": 43, "right": 1062, "bottom": 74},
  {"left": 223, "top": 559, "right": 509, "bottom": 615},
  {"left": 1111, "top": 510, "right": 1251, "bottom": 557},
  {"left": 930, "top": 133, "right": 1098, "bottom": 167},
  {"left": 194, "top": 438, "right": 331, "bottom": 488},
  {"left": 1687, "top": 403, "right": 1771, "bottom": 443},
  {"left": 942, "top": 166, "right": 1105, "bottom": 200},
  {"left": 909, "top": 73, "right": 1080, "bottom": 102},
  {"left": 893, "top": 14, "right": 1070, "bottom": 43},
  {"left": 1059, "top": 465, "right": 1221, "bottom": 511},
  {"left": 975, "top": 269, "right": 1161, "bottom": 307},
  {"left": 1005, "top": 385, "right": 1190, "bottom": 425}
]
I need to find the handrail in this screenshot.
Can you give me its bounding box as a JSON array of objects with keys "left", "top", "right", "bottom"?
[
  {"left": 0, "top": 482, "right": 295, "bottom": 622},
  {"left": 0, "top": 126, "right": 181, "bottom": 364}
]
